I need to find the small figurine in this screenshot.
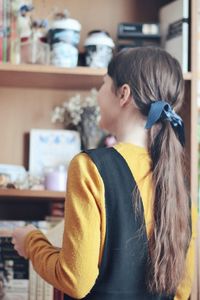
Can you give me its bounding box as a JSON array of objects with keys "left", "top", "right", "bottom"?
[
  {"left": 31, "top": 19, "right": 48, "bottom": 43},
  {"left": 17, "top": 3, "right": 34, "bottom": 39}
]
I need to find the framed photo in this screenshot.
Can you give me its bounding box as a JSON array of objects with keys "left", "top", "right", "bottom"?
[{"left": 29, "top": 129, "right": 81, "bottom": 176}]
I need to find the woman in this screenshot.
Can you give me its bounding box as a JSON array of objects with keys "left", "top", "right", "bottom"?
[{"left": 12, "top": 47, "right": 197, "bottom": 299}]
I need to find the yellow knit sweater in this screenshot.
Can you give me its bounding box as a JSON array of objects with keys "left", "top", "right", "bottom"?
[{"left": 25, "top": 143, "right": 197, "bottom": 299}]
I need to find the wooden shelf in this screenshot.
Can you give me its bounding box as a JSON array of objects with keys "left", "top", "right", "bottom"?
[
  {"left": 0, "top": 63, "right": 191, "bottom": 90},
  {"left": 0, "top": 188, "right": 65, "bottom": 201},
  {"left": 0, "top": 63, "right": 106, "bottom": 90}
]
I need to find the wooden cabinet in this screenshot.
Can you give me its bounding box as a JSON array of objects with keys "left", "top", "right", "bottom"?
[{"left": 0, "top": 0, "right": 198, "bottom": 298}]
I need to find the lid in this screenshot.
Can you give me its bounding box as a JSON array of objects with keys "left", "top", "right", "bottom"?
[
  {"left": 51, "top": 18, "right": 81, "bottom": 31},
  {"left": 84, "top": 31, "right": 115, "bottom": 48}
]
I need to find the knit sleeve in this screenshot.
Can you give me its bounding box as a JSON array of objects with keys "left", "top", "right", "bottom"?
[{"left": 24, "top": 152, "right": 105, "bottom": 299}]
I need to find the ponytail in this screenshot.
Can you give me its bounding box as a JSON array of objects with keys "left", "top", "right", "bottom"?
[
  {"left": 108, "top": 47, "right": 192, "bottom": 295},
  {"left": 147, "top": 122, "right": 191, "bottom": 294}
]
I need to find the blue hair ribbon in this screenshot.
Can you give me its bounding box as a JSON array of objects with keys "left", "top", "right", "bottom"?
[{"left": 145, "top": 101, "right": 185, "bottom": 146}]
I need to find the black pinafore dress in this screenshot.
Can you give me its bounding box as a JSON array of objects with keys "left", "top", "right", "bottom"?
[{"left": 64, "top": 147, "right": 174, "bottom": 300}]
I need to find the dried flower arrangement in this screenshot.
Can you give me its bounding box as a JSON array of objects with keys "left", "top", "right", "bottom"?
[{"left": 51, "top": 89, "right": 104, "bottom": 149}]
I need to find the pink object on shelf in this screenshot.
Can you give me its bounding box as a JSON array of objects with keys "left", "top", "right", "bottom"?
[{"left": 44, "top": 167, "right": 67, "bottom": 192}]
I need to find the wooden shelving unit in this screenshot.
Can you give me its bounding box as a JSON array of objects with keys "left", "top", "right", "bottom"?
[
  {"left": 0, "top": 63, "right": 106, "bottom": 90},
  {"left": 0, "top": 0, "right": 198, "bottom": 298},
  {"left": 0, "top": 188, "right": 65, "bottom": 201},
  {"left": 0, "top": 63, "right": 192, "bottom": 89}
]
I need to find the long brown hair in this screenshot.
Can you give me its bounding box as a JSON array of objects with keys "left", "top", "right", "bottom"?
[{"left": 108, "top": 47, "right": 191, "bottom": 295}]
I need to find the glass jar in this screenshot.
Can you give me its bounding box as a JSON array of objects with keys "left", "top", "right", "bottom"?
[
  {"left": 84, "top": 30, "right": 115, "bottom": 68},
  {"left": 48, "top": 18, "right": 81, "bottom": 67},
  {"left": 44, "top": 165, "right": 67, "bottom": 191}
]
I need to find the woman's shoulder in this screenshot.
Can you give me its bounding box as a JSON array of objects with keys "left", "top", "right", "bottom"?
[
  {"left": 67, "top": 151, "right": 105, "bottom": 201},
  {"left": 68, "top": 150, "right": 107, "bottom": 179},
  {"left": 69, "top": 151, "right": 95, "bottom": 171}
]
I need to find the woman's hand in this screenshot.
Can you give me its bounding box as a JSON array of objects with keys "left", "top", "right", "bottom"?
[{"left": 11, "top": 225, "right": 37, "bottom": 258}]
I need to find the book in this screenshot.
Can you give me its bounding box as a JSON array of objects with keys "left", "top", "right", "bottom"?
[
  {"left": 0, "top": 220, "right": 52, "bottom": 300},
  {"left": 0, "top": 235, "right": 29, "bottom": 300},
  {"left": 44, "top": 280, "right": 54, "bottom": 300},
  {"left": 29, "top": 262, "right": 54, "bottom": 300},
  {"left": 117, "top": 22, "right": 160, "bottom": 39},
  {"left": 9, "top": 0, "right": 18, "bottom": 64},
  {"left": 29, "top": 262, "right": 37, "bottom": 300},
  {"left": 36, "top": 274, "right": 45, "bottom": 300},
  {"left": 2, "top": 0, "right": 12, "bottom": 63},
  {"left": 46, "top": 220, "right": 64, "bottom": 300},
  {"left": 159, "top": 0, "right": 189, "bottom": 73},
  {"left": 0, "top": 0, "right": 3, "bottom": 62},
  {"left": 116, "top": 39, "right": 160, "bottom": 52},
  {"left": 54, "top": 288, "right": 64, "bottom": 300}
]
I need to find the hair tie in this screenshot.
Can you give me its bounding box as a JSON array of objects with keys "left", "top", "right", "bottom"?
[{"left": 145, "top": 100, "right": 185, "bottom": 146}]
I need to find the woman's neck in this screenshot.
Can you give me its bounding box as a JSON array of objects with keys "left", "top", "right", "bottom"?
[
  {"left": 116, "top": 128, "right": 148, "bottom": 148},
  {"left": 115, "top": 109, "right": 148, "bottom": 149}
]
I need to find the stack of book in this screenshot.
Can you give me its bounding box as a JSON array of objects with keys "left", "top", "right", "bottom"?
[
  {"left": 0, "top": 234, "right": 29, "bottom": 300},
  {"left": 116, "top": 22, "right": 160, "bottom": 51},
  {"left": 0, "top": 0, "right": 18, "bottom": 63},
  {"left": 0, "top": 220, "right": 64, "bottom": 300}
]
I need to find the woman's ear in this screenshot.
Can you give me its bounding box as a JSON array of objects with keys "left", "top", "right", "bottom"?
[{"left": 118, "top": 84, "right": 132, "bottom": 107}]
